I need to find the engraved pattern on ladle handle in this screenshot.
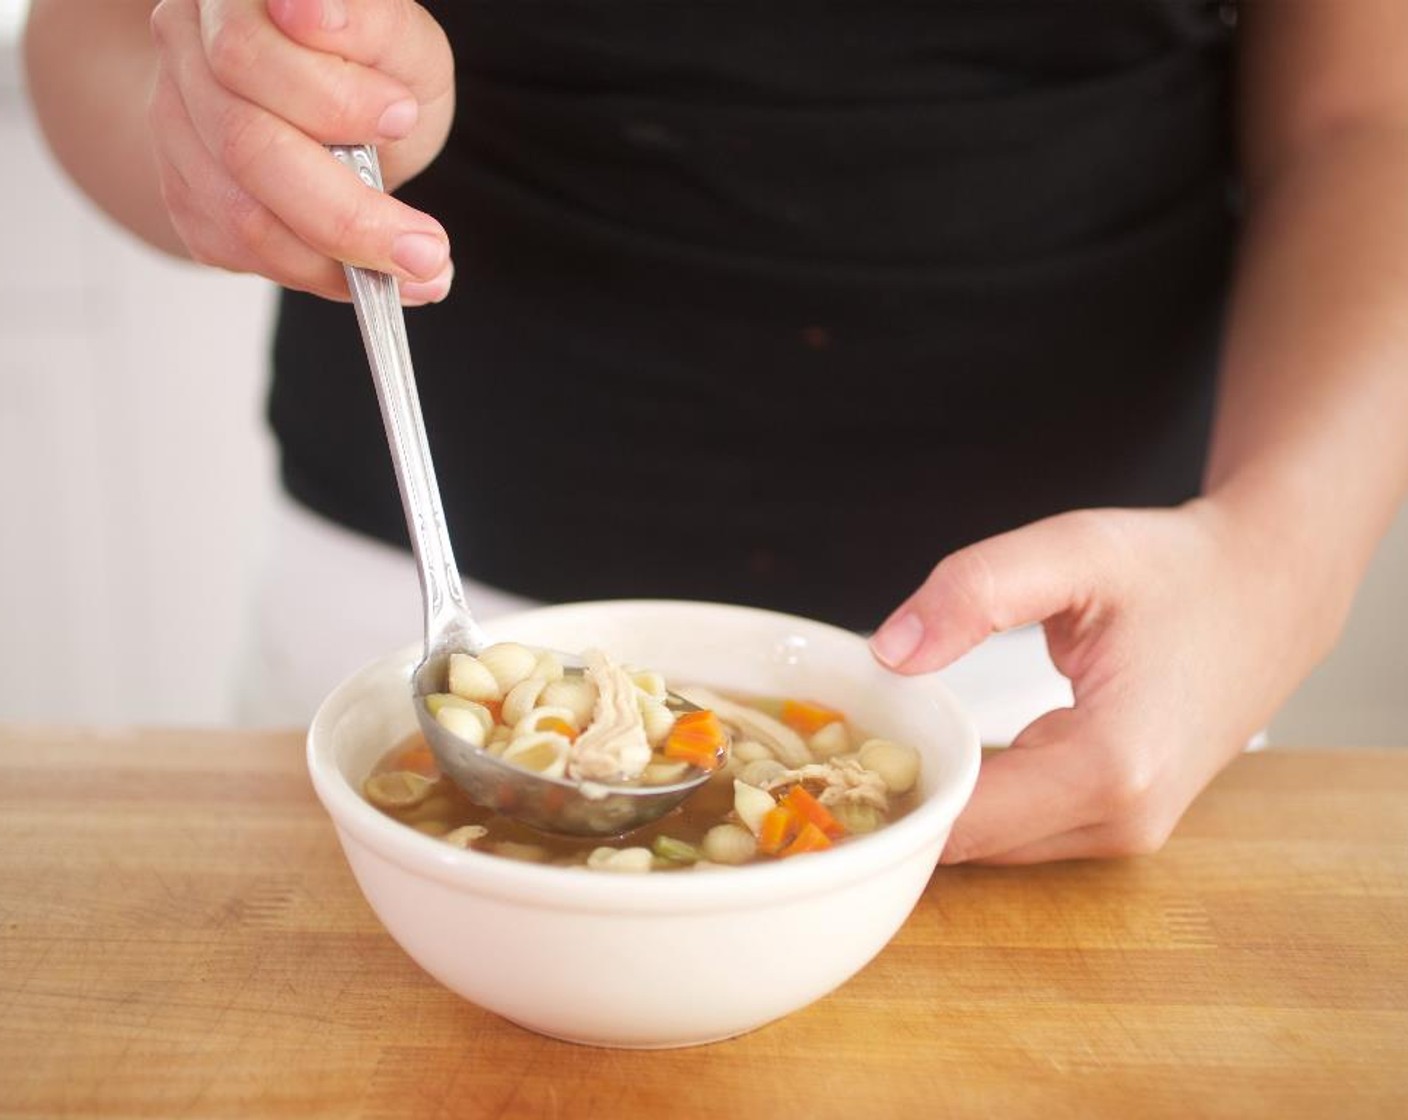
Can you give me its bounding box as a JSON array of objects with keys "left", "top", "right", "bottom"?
[{"left": 327, "top": 144, "right": 486, "bottom": 665}]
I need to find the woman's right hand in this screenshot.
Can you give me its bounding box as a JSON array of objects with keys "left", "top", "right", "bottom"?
[{"left": 148, "top": 0, "right": 456, "bottom": 303}]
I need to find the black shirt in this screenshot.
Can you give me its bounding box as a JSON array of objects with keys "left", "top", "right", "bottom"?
[{"left": 271, "top": 0, "right": 1239, "bottom": 631}]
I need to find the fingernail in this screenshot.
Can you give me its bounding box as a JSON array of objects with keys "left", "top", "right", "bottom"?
[
  {"left": 400, "top": 260, "right": 454, "bottom": 305},
  {"left": 391, "top": 232, "right": 448, "bottom": 280},
  {"left": 378, "top": 98, "right": 418, "bottom": 140},
  {"left": 320, "top": 0, "right": 348, "bottom": 30},
  {"left": 870, "top": 612, "right": 924, "bottom": 667}
]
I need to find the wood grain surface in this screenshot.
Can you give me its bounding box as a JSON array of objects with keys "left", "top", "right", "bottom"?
[{"left": 1, "top": 726, "right": 1405, "bottom": 1119}]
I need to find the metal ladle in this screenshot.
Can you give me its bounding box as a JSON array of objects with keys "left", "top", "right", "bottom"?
[{"left": 329, "top": 144, "right": 718, "bottom": 837}]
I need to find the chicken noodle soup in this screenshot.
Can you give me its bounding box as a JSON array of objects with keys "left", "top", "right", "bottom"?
[
  {"left": 364, "top": 671, "right": 924, "bottom": 871},
  {"left": 425, "top": 643, "right": 728, "bottom": 786}
]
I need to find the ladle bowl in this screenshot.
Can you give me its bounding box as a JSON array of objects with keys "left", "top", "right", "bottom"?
[{"left": 410, "top": 647, "right": 722, "bottom": 836}]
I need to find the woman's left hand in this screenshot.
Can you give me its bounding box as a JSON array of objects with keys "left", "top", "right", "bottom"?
[{"left": 868, "top": 499, "right": 1342, "bottom": 864}]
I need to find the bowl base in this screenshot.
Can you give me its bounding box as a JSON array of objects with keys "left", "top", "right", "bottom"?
[{"left": 501, "top": 1013, "right": 778, "bottom": 1050}]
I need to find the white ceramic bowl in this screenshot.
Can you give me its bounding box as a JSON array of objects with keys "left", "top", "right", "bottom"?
[{"left": 307, "top": 599, "right": 980, "bottom": 1048}]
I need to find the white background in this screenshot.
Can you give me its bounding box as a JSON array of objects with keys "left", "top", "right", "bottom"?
[{"left": 1, "top": 15, "right": 1403, "bottom": 741}]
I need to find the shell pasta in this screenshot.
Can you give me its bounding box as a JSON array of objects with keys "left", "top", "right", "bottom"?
[{"left": 365, "top": 673, "right": 924, "bottom": 872}]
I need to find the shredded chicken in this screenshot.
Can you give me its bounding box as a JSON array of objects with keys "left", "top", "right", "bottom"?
[
  {"left": 677, "top": 686, "right": 811, "bottom": 768},
  {"left": 764, "top": 758, "right": 890, "bottom": 812},
  {"left": 567, "top": 649, "right": 653, "bottom": 782}
]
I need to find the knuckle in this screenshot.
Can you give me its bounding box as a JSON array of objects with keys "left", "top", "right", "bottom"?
[
  {"left": 1104, "top": 813, "right": 1175, "bottom": 858},
  {"left": 168, "top": 188, "right": 264, "bottom": 273},
  {"left": 369, "top": 0, "right": 449, "bottom": 73},
  {"left": 224, "top": 190, "right": 279, "bottom": 259},
  {"left": 1088, "top": 750, "right": 1178, "bottom": 857},
  {"left": 1097, "top": 751, "right": 1159, "bottom": 816},
  {"left": 1064, "top": 508, "right": 1139, "bottom": 581},
  {"left": 1059, "top": 508, "right": 1118, "bottom": 559},
  {"left": 322, "top": 64, "right": 373, "bottom": 139},
  {"left": 175, "top": 216, "right": 225, "bottom": 268},
  {"left": 324, "top": 192, "right": 380, "bottom": 252},
  {"left": 378, "top": 0, "right": 417, "bottom": 51},
  {"left": 214, "top": 103, "right": 277, "bottom": 183},
  {"left": 203, "top": 12, "right": 261, "bottom": 87},
  {"left": 932, "top": 548, "right": 996, "bottom": 620}
]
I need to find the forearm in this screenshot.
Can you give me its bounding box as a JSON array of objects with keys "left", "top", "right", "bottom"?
[
  {"left": 1202, "top": 0, "right": 1408, "bottom": 658},
  {"left": 1205, "top": 124, "right": 1408, "bottom": 647},
  {"left": 23, "top": 0, "right": 187, "bottom": 257}
]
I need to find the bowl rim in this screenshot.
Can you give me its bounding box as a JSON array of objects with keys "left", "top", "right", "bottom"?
[{"left": 307, "top": 599, "right": 982, "bottom": 915}]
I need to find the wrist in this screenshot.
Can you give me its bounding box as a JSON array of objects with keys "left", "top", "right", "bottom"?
[{"left": 1189, "top": 476, "right": 1363, "bottom": 665}]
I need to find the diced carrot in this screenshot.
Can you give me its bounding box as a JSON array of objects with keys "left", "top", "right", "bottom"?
[
  {"left": 538, "top": 716, "right": 579, "bottom": 741},
  {"left": 780, "top": 698, "right": 847, "bottom": 736},
  {"left": 663, "top": 736, "right": 720, "bottom": 770},
  {"left": 782, "top": 785, "right": 846, "bottom": 839},
  {"left": 391, "top": 741, "right": 439, "bottom": 778},
  {"left": 482, "top": 699, "right": 504, "bottom": 725},
  {"left": 779, "top": 821, "right": 833, "bottom": 858},
  {"left": 757, "top": 803, "right": 801, "bottom": 856},
  {"left": 663, "top": 709, "right": 727, "bottom": 770}
]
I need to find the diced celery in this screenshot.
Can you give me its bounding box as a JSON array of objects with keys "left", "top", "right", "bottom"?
[{"left": 651, "top": 835, "right": 702, "bottom": 864}]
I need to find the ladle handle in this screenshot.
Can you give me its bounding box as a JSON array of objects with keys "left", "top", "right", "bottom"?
[{"left": 328, "top": 143, "right": 485, "bottom": 658}]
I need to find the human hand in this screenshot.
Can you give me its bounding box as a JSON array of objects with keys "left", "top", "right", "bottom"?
[
  {"left": 148, "top": 0, "right": 455, "bottom": 302},
  {"left": 868, "top": 501, "right": 1340, "bottom": 863}
]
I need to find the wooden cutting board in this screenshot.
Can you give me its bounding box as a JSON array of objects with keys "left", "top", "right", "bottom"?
[{"left": 1, "top": 726, "right": 1405, "bottom": 1119}]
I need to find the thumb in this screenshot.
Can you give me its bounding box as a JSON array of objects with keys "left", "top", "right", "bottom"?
[{"left": 869, "top": 511, "right": 1120, "bottom": 674}]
